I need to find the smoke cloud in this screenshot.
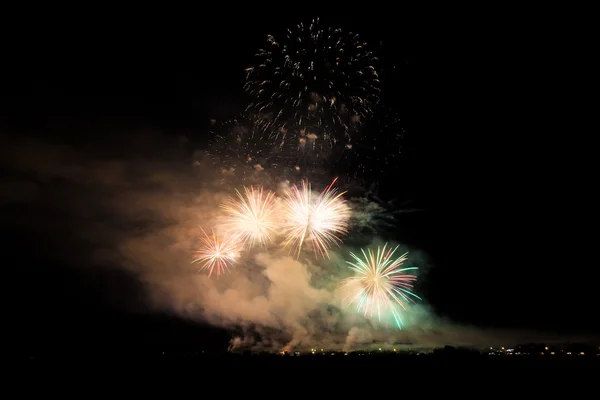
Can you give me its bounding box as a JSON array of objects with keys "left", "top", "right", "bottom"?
[{"left": 0, "top": 131, "right": 568, "bottom": 352}]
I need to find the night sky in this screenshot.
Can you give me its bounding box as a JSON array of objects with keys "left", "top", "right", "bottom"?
[{"left": 2, "top": 16, "right": 595, "bottom": 353}]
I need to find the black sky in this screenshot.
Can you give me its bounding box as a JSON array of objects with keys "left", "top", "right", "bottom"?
[{"left": 2, "top": 16, "right": 595, "bottom": 352}]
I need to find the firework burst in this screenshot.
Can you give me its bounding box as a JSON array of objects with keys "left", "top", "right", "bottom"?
[
  {"left": 192, "top": 228, "right": 241, "bottom": 277},
  {"left": 341, "top": 243, "right": 421, "bottom": 328},
  {"left": 244, "top": 18, "right": 380, "bottom": 144},
  {"left": 281, "top": 177, "right": 350, "bottom": 258},
  {"left": 220, "top": 186, "right": 280, "bottom": 248}
]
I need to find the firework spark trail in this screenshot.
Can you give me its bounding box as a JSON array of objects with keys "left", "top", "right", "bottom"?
[
  {"left": 192, "top": 228, "right": 241, "bottom": 277},
  {"left": 220, "top": 186, "right": 280, "bottom": 248},
  {"left": 339, "top": 105, "right": 405, "bottom": 184},
  {"left": 342, "top": 243, "right": 421, "bottom": 328},
  {"left": 207, "top": 115, "right": 278, "bottom": 178},
  {"left": 281, "top": 177, "right": 350, "bottom": 258}
]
